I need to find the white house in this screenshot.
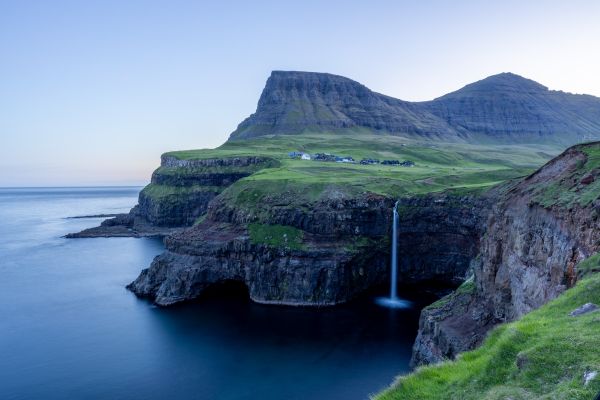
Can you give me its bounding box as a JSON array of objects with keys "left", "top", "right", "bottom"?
[{"left": 301, "top": 153, "right": 311, "bottom": 160}]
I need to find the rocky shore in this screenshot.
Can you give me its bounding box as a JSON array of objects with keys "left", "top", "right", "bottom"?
[{"left": 65, "top": 210, "right": 182, "bottom": 238}]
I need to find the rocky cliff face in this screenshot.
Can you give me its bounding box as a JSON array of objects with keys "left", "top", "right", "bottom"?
[
  {"left": 128, "top": 189, "right": 488, "bottom": 306},
  {"left": 128, "top": 193, "right": 394, "bottom": 306},
  {"left": 69, "top": 156, "right": 279, "bottom": 239},
  {"left": 395, "top": 194, "right": 491, "bottom": 286},
  {"left": 229, "top": 71, "right": 600, "bottom": 145},
  {"left": 411, "top": 142, "right": 600, "bottom": 367},
  {"left": 136, "top": 155, "right": 277, "bottom": 227}
]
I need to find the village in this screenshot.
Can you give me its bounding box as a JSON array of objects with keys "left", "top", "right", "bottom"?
[{"left": 287, "top": 151, "right": 415, "bottom": 167}]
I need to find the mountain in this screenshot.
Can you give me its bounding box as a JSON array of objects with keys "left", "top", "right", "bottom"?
[
  {"left": 229, "top": 71, "right": 457, "bottom": 140},
  {"left": 425, "top": 73, "right": 600, "bottom": 144},
  {"left": 229, "top": 71, "right": 600, "bottom": 145}
]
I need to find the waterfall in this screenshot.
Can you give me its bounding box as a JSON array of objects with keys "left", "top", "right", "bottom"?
[
  {"left": 375, "top": 200, "right": 411, "bottom": 309},
  {"left": 390, "top": 200, "right": 399, "bottom": 300}
]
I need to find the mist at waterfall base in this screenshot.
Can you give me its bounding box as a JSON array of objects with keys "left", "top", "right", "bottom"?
[
  {"left": 376, "top": 201, "right": 413, "bottom": 309},
  {"left": 0, "top": 187, "right": 436, "bottom": 400}
]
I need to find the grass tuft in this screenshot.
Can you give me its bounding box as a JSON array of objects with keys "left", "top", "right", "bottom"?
[{"left": 248, "top": 223, "right": 305, "bottom": 250}]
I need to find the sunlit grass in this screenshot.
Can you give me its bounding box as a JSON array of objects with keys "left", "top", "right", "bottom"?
[{"left": 156, "top": 133, "right": 559, "bottom": 203}]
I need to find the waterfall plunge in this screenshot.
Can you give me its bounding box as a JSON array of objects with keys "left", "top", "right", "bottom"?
[{"left": 376, "top": 201, "right": 411, "bottom": 309}]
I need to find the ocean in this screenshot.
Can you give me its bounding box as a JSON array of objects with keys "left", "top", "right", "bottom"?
[{"left": 0, "top": 187, "right": 425, "bottom": 400}]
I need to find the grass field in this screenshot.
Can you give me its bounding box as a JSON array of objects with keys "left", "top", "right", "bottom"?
[{"left": 160, "top": 132, "right": 561, "bottom": 201}]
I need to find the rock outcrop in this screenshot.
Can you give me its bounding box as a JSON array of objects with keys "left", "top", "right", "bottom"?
[
  {"left": 230, "top": 71, "right": 600, "bottom": 145},
  {"left": 136, "top": 155, "right": 278, "bottom": 227},
  {"left": 411, "top": 142, "right": 600, "bottom": 367},
  {"left": 395, "top": 194, "right": 491, "bottom": 286},
  {"left": 127, "top": 221, "right": 389, "bottom": 306},
  {"left": 68, "top": 155, "right": 278, "bottom": 237},
  {"left": 127, "top": 190, "right": 488, "bottom": 306},
  {"left": 65, "top": 209, "right": 182, "bottom": 238},
  {"left": 128, "top": 193, "right": 394, "bottom": 306}
]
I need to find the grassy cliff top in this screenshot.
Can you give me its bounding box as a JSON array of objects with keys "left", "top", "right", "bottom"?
[
  {"left": 375, "top": 261, "right": 600, "bottom": 400},
  {"left": 525, "top": 141, "right": 600, "bottom": 208},
  {"left": 160, "top": 132, "right": 559, "bottom": 200}
]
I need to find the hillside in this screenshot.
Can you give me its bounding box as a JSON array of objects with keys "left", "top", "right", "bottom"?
[
  {"left": 375, "top": 142, "right": 600, "bottom": 399},
  {"left": 229, "top": 71, "right": 600, "bottom": 145},
  {"left": 69, "top": 73, "right": 600, "bottom": 396},
  {"left": 375, "top": 265, "right": 600, "bottom": 400},
  {"left": 120, "top": 135, "right": 552, "bottom": 306},
  {"left": 230, "top": 71, "right": 457, "bottom": 140},
  {"left": 124, "top": 133, "right": 556, "bottom": 235},
  {"left": 426, "top": 73, "right": 600, "bottom": 144}
]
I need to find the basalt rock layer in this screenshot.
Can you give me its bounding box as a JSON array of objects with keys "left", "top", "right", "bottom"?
[
  {"left": 128, "top": 193, "right": 394, "bottom": 306},
  {"left": 395, "top": 194, "right": 491, "bottom": 286},
  {"left": 127, "top": 189, "right": 488, "bottom": 306},
  {"left": 136, "top": 155, "right": 278, "bottom": 227},
  {"left": 127, "top": 221, "right": 389, "bottom": 306},
  {"left": 69, "top": 155, "right": 278, "bottom": 237},
  {"left": 411, "top": 142, "right": 600, "bottom": 367}
]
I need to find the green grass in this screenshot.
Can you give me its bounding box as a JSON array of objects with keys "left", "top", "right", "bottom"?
[
  {"left": 141, "top": 184, "right": 222, "bottom": 200},
  {"left": 532, "top": 142, "right": 600, "bottom": 208},
  {"left": 375, "top": 269, "right": 600, "bottom": 400},
  {"left": 154, "top": 133, "right": 561, "bottom": 215},
  {"left": 154, "top": 162, "right": 277, "bottom": 177},
  {"left": 577, "top": 253, "right": 600, "bottom": 278},
  {"left": 427, "top": 276, "right": 476, "bottom": 310},
  {"left": 344, "top": 236, "right": 380, "bottom": 252},
  {"left": 247, "top": 223, "right": 305, "bottom": 250}
]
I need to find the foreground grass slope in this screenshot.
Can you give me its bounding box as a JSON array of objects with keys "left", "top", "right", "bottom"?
[
  {"left": 375, "top": 264, "right": 600, "bottom": 400},
  {"left": 156, "top": 132, "right": 558, "bottom": 204}
]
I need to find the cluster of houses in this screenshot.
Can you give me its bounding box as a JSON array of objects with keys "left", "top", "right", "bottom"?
[
  {"left": 382, "top": 159, "right": 415, "bottom": 167},
  {"left": 288, "top": 152, "right": 414, "bottom": 167},
  {"left": 288, "top": 152, "right": 355, "bottom": 163}
]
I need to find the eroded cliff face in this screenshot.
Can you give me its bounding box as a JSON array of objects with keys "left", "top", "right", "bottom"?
[
  {"left": 412, "top": 143, "right": 600, "bottom": 367},
  {"left": 128, "top": 193, "right": 394, "bottom": 306},
  {"left": 137, "top": 155, "right": 278, "bottom": 227},
  {"left": 68, "top": 156, "right": 278, "bottom": 237},
  {"left": 395, "top": 194, "right": 490, "bottom": 286},
  {"left": 127, "top": 189, "right": 488, "bottom": 307}
]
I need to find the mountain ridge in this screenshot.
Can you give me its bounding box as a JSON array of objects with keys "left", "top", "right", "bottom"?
[{"left": 229, "top": 71, "right": 600, "bottom": 145}]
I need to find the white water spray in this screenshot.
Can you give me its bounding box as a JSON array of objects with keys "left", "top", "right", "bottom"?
[
  {"left": 376, "top": 200, "right": 411, "bottom": 309},
  {"left": 390, "top": 200, "right": 399, "bottom": 300}
]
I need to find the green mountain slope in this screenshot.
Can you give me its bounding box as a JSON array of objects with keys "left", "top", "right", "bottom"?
[{"left": 229, "top": 71, "right": 600, "bottom": 145}]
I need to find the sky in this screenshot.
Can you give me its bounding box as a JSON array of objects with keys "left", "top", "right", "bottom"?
[{"left": 1, "top": 0, "right": 600, "bottom": 186}]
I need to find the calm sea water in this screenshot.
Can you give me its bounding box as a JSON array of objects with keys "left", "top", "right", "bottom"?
[{"left": 0, "top": 187, "right": 427, "bottom": 400}]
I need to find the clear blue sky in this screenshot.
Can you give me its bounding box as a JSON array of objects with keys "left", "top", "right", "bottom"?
[{"left": 1, "top": 0, "right": 599, "bottom": 186}]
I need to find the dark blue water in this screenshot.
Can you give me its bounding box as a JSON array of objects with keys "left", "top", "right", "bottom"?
[{"left": 0, "top": 187, "right": 426, "bottom": 400}]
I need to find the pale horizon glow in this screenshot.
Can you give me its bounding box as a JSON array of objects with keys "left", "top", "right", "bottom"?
[{"left": 1, "top": 0, "right": 600, "bottom": 186}]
